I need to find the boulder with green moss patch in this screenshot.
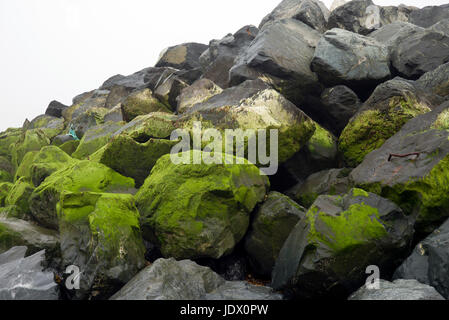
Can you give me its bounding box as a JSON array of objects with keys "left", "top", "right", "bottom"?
[
  {"left": 112, "top": 112, "right": 178, "bottom": 140},
  {"left": 58, "top": 140, "right": 80, "bottom": 156},
  {"left": 5, "top": 177, "right": 34, "bottom": 214},
  {"left": 29, "top": 160, "right": 135, "bottom": 229},
  {"left": 136, "top": 150, "right": 270, "bottom": 260},
  {"left": 272, "top": 188, "right": 413, "bottom": 298},
  {"left": 72, "top": 121, "right": 124, "bottom": 160},
  {"left": 10, "top": 129, "right": 50, "bottom": 168},
  {"left": 15, "top": 146, "right": 75, "bottom": 186},
  {"left": 339, "top": 78, "right": 439, "bottom": 167},
  {"left": 121, "top": 89, "right": 172, "bottom": 122},
  {"left": 0, "top": 128, "right": 23, "bottom": 160},
  {"left": 58, "top": 192, "right": 145, "bottom": 299},
  {"left": 29, "top": 115, "right": 65, "bottom": 139},
  {"left": 350, "top": 101, "right": 449, "bottom": 233},
  {"left": 0, "top": 156, "right": 15, "bottom": 183},
  {"left": 244, "top": 192, "right": 306, "bottom": 276},
  {"left": 177, "top": 79, "right": 317, "bottom": 164},
  {"left": 99, "top": 135, "right": 177, "bottom": 187}
]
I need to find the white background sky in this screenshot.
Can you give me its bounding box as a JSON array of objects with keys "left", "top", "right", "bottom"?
[{"left": 0, "top": 0, "right": 448, "bottom": 131}]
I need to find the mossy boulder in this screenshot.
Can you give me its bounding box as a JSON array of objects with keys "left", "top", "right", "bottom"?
[
  {"left": 29, "top": 160, "right": 135, "bottom": 229},
  {"left": 272, "top": 188, "right": 413, "bottom": 298},
  {"left": 244, "top": 192, "right": 306, "bottom": 277},
  {"left": 113, "top": 112, "right": 178, "bottom": 140},
  {"left": 0, "top": 128, "right": 22, "bottom": 160},
  {"left": 29, "top": 115, "right": 65, "bottom": 139},
  {"left": 0, "top": 218, "right": 60, "bottom": 264},
  {"left": 339, "top": 78, "right": 437, "bottom": 167},
  {"left": 15, "top": 146, "right": 75, "bottom": 186},
  {"left": 121, "top": 89, "right": 172, "bottom": 122},
  {"left": 58, "top": 192, "right": 145, "bottom": 299},
  {"left": 99, "top": 135, "right": 177, "bottom": 187},
  {"left": 72, "top": 121, "right": 124, "bottom": 160},
  {"left": 58, "top": 140, "right": 80, "bottom": 156},
  {"left": 135, "top": 150, "right": 270, "bottom": 260},
  {"left": 177, "top": 79, "right": 316, "bottom": 165},
  {"left": 350, "top": 101, "right": 449, "bottom": 233},
  {"left": 10, "top": 129, "right": 50, "bottom": 168},
  {"left": 5, "top": 177, "right": 34, "bottom": 214},
  {"left": 0, "top": 182, "right": 13, "bottom": 207}
]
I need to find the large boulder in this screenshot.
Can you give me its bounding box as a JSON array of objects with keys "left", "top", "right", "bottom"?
[
  {"left": 10, "top": 129, "right": 50, "bottom": 168},
  {"left": 289, "top": 168, "right": 352, "bottom": 208},
  {"left": 63, "top": 89, "right": 109, "bottom": 123},
  {"left": 0, "top": 247, "right": 59, "bottom": 300},
  {"left": 244, "top": 192, "right": 306, "bottom": 276},
  {"left": 200, "top": 26, "right": 258, "bottom": 88},
  {"left": 45, "top": 100, "right": 69, "bottom": 118},
  {"left": 339, "top": 77, "right": 437, "bottom": 167},
  {"left": 58, "top": 192, "right": 146, "bottom": 299},
  {"left": 327, "top": 0, "right": 381, "bottom": 35},
  {"left": 394, "top": 218, "right": 449, "bottom": 299},
  {"left": 229, "top": 19, "right": 322, "bottom": 108},
  {"left": 154, "top": 76, "right": 189, "bottom": 111},
  {"left": 369, "top": 21, "right": 423, "bottom": 47},
  {"left": 110, "top": 258, "right": 282, "bottom": 300},
  {"left": 29, "top": 160, "right": 135, "bottom": 230},
  {"left": 155, "top": 43, "right": 208, "bottom": 70},
  {"left": 319, "top": 85, "right": 361, "bottom": 136},
  {"left": 97, "top": 113, "right": 178, "bottom": 187},
  {"left": 14, "top": 146, "right": 74, "bottom": 187},
  {"left": 389, "top": 27, "right": 449, "bottom": 79},
  {"left": 409, "top": 4, "right": 449, "bottom": 28},
  {"left": 272, "top": 188, "right": 413, "bottom": 298},
  {"left": 121, "top": 88, "right": 171, "bottom": 122},
  {"left": 135, "top": 151, "right": 270, "bottom": 260},
  {"left": 29, "top": 115, "right": 65, "bottom": 139},
  {"left": 0, "top": 128, "right": 22, "bottom": 160},
  {"left": 71, "top": 121, "right": 124, "bottom": 160},
  {"left": 350, "top": 101, "right": 449, "bottom": 233},
  {"left": 311, "top": 28, "right": 391, "bottom": 91},
  {"left": 259, "top": 0, "right": 330, "bottom": 33},
  {"left": 0, "top": 218, "right": 59, "bottom": 264},
  {"left": 176, "top": 79, "right": 223, "bottom": 114},
  {"left": 417, "top": 62, "right": 449, "bottom": 99},
  {"left": 178, "top": 79, "right": 317, "bottom": 165},
  {"left": 349, "top": 279, "right": 444, "bottom": 300}
]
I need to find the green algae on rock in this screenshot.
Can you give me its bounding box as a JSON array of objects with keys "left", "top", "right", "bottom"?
[
  {"left": 72, "top": 121, "right": 125, "bottom": 160},
  {"left": 136, "top": 150, "right": 270, "bottom": 260},
  {"left": 339, "top": 78, "right": 436, "bottom": 167},
  {"left": 121, "top": 89, "right": 172, "bottom": 122},
  {"left": 350, "top": 101, "right": 449, "bottom": 233},
  {"left": 244, "top": 192, "right": 306, "bottom": 277},
  {"left": 5, "top": 177, "right": 34, "bottom": 215},
  {"left": 0, "top": 182, "right": 13, "bottom": 207},
  {"left": 15, "top": 146, "right": 75, "bottom": 186},
  {"left": 10, "top": 129, "right": 50, "bottom": 169},
  {"left": 29, "top": 160, "right": 135, "bottom": 230},
  {"left": 58, "top": 191, "right": 145, "bottom": 299},
  {"left": 272, "top": 188, "right": 413, "bottom": 298}
]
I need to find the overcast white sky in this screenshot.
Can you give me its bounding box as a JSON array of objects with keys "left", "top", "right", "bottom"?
[{"left": 0, "top": 0, "right": 448, "bottom": 131}]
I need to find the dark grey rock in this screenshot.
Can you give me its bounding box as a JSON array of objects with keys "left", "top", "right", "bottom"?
[
  {"left": 110, "top": 258, "right": 282, "bottom": 300},
  {"left": 259, "top": 0, "right": 330, "bottom": 33},
  {"left": 320, "top": 85, "right": 361, "bottom": 135},
  {"left": 327, "top": 0, "right": 380, "bottom": 35},
  {"left": 176, "top": 78, "right": 222, "bottom": 114},
  {"left": 45, "top": 100, "right": 69, "bottom": 118},
  {"left": 409, "top": 4, "right": 449, "bottom": 28},
  {"left": 417, "top": 62, "right": 449, "bottom": 99},
  {"left": 394, "top": 218, "right": 449, "bottom": 299},
  {"left": 311, "top": 28, "right": 391, "bottom": 89},
  {"left": 349, "top": 279, "right": 444, "bottom": 300},
  {"left": 245, "top": 192, "right": 306, "bottom": 277}
]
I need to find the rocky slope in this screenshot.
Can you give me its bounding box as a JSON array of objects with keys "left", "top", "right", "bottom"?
[{"left": 1, "top": 0, "right": 449, "bottom": 300}]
